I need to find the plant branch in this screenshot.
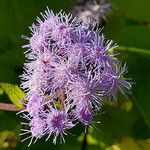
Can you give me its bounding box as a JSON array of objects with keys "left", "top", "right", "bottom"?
[
  {"left": 0, "top": 102, "right": 24, "bottom": 111},
  {"left": 60, "top": 88, "right": 65, "bottom": 110},
  {"left": 116, "top": 46, "right": 150, "bottom": 55},
  {"left": 81, "top": 129, "right": 88, "bottom": 150}
]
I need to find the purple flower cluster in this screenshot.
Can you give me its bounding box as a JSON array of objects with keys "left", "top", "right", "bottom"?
[
  {"left": 73, "top": 0, "right": 111, "bottom": 27},
  {"left": 19, "top": 8, "right": 131, "bottom": 146}
]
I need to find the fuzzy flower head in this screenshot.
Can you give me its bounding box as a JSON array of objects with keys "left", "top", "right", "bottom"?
[
  {"left": 26, "top": 94, "right": 44, "bottom": 116},
  {"left": 30, "top": 116, "right": 45, "bottom": 138},
  {"left": 44, "top": 107, "right": 75, "bottom": 144},
  {"left": 75, "top": 105, "right": 93, "bottom": 126},
  {"left": 19, "top": 8, "right": 131, "bottom": 146},
  {"left": 73, "top": 0, "right": 111, "bottom": 27}
]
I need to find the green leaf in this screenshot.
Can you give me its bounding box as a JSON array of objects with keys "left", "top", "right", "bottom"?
[
  {"left": 104, "top": 13, "right": 150, "bottom": 50},
  {"left": 106, "top": 137, "right": 150, "bottom": 150},
  {"left": 104, "top": 0, "right": 150, "bottom": 128},
  {"left": 89, "top": 104, "right": 150, "bottom": 150},
  {"left": 0, "top": 83, "right": 25, "bottom": 108},
  {"left": 0, "top": 130, "right": 17, "bottom": 149},
  {"left": 115, "top": 46, "right": 150, "bottom": 127},
  {"left": 0, "top": 88, "right": 3, "bottom": 95},
  {"left": 112, "top": 0, "right": 150, "bottom": 21}
]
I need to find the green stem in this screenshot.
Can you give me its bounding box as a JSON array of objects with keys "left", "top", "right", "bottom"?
[
  {"left": 81, "top": 129, "right": 88, "bottom": 150},
  {"left": 115, "top": 46, "right": 150, "bottom": 55}
]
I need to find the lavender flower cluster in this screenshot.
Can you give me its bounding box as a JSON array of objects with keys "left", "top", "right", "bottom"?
[
  {"left": 19, "top": 8, "right": 131, "bottom": 146},
  {"left": 73, "top": 0, "right": 111, "bottom": 27}
]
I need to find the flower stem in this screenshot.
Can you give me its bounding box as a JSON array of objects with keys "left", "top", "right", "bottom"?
[
  {"left": 60, "top": 88, "right": 65, "bottom": 110},
  {"left": 0, "top": 102, "right": 24, "bottom": 111},
  {"left": 81, "top": 130, "right": 88, "bottom": 150}
]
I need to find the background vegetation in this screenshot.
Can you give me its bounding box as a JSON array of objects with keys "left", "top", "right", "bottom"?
[{"left": 0, "top": 0, "right": 150, "bottom": 150}]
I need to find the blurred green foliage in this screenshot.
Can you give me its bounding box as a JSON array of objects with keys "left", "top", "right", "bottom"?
[
  {"left": 0, "top": 0, "right": 150, "bottom": 150},
  {"left": 0, "top": 83, "right": 25, "bottom": 108}
]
